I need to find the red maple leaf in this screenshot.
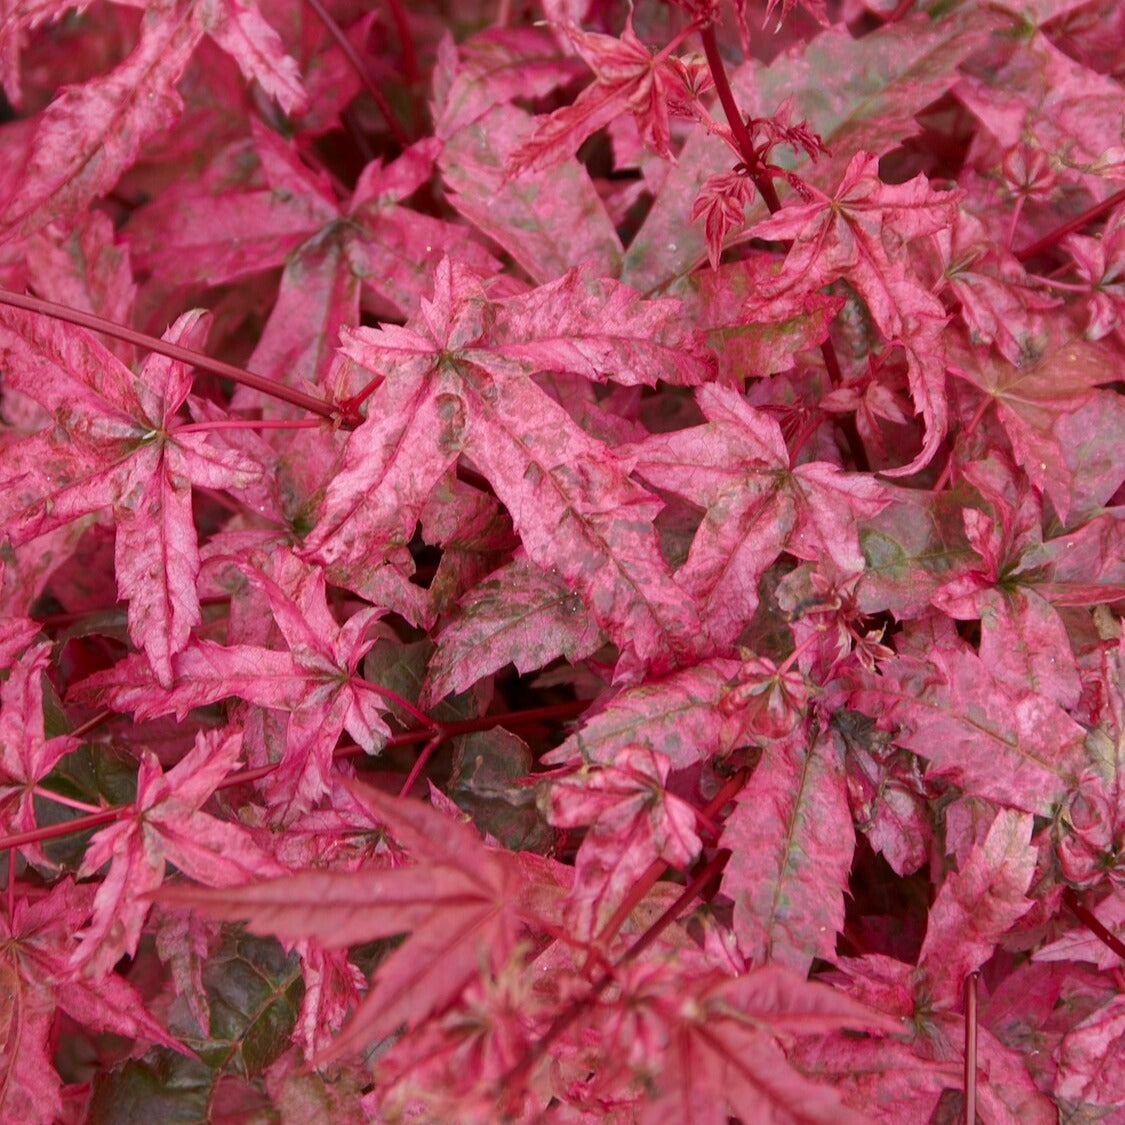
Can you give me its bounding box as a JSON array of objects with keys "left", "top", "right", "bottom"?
[
  {"left": 720, "top": 724, "right": 854, "bottom": 974},
  {"left": 70, "top": 728, "right": 282, "bottom": 977},
  {"left": 544, "top": 745, "right": 702, "bottom": 938},
  {"left": 630, "top": 964, "right": 898, "bottom": 1124},
  {"left": 947, "top": 325, "right": 1119, "bottom": 521},
  {"left": 625, "top": 382, "right": 887, "bottom": 650},
  {"left": 850, "top": 626, "right": 1087, "bottom": 815},
  {"left": 0, "top": 879, "right": 186, "bottom": 1123},
  {"left": 0, "top": 308, "right": 263, "bottom": 685},
  {"left": 157, "top": 783, "right": 551, "bottom": 1063},
  {"left": 506, "top": 17, "right": 695, "bottom": 177},
  {"left": 70, "top": 551, "right": 392, "bottom": 816}
]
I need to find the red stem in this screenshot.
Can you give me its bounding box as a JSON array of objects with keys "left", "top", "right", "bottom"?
[
  {"left": 32, "top": 786, "right": 103, "bottom": 815},
  {"left": 398, "top": 732, "right": 443, "bottom": 797},
  {"left": 174, "top": 418, "right": 325, "bottom": 434},
  {"left": 0, "top": 701, "right": 592, "bottom": 853},
  {"left": 0, "top": 289, "right": 342, "bottom": 424},
  {"left": 69, "top": 710, "right": 115, "bottom": 740},
  {"left": 0, "top": 808, "right": 120, "bottom": 851},
  {"left": 385, "top": 0, "right": 417, "bottom": 86},
  {"left": 304, "top": 0, "right": 410, "bottom": 147},
  {"left": 697, "top": 25, "right": 868, "bottom": 470},
  {"left": 354, "top": 677, "right": 441, "bottom": 730},
  {"left": 1015, "top": 188, "right": 1125, "bottom": 262},
  {"left": 1064, "top": 888, "right": 1125, "bottom": 962},
  {"left": 502, "top": 848, "right": 733, "bottom": 1093},
  {"left": 698, "top": 25, "right": 781, "bottom": 212},
  {"left": 964, "top": 971, "right": 979, "bottom": 1125}
]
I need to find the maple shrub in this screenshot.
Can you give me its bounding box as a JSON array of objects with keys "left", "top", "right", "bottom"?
[{"left": 0, "top": 0, "right": 1124, "bottom": 1119}]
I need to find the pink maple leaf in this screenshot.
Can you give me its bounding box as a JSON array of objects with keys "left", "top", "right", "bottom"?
[
  {"left": 544, "top": 746, "right": 702, "bottom": 938},
  {"left": 506, "top": 17, "right": 694, "bottom": 177},
  {"left": 625, "top": 382, "right": 887, "bottom": 650},
  {"left": 947, "top": 325, "right": 1118, "bottom": 522},
  {"left": 70, "top": 552, "right": 391, "bottom": 816},
  {"left": 850, "top": 633, "right": 1087, "bottom": 815},
  {"left": 303, "top": 257, "right": 709, "bottom": 674},
  {"left": 0, "top": 308, "right": 263, "bottom": 686},
  {"left": 0, "top": 879, "right": 186, "bottom": 1123},
  {"left": 720, "top": 724, "right": 854, "bottom": 974},
  {"left": 70, "top": 728, "right": 282, "bottom": 977}
]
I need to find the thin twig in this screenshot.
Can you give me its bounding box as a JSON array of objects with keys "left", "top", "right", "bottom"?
[
  {"left": 0, "top": 289, "right": 341, "bottom": 423},
  {"left": 964, "top": 970, "right": 979, "bottom": 1125},
  {"left": 1064, "top": 888, "right": 1125, "bottom": 962},
  {"left": 304, "top": 0, "right": 410, "bottom": 146},
  {"left": 1015, "top": 188, "right": 1125, "bottom": 262}
]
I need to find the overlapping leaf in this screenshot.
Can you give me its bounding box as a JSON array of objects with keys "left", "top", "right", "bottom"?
[
  {"left": 71, "top": 729, "right": 281, "bottom": 976},
  {"left": 304, "top": 258, "right": 711, "bottom": 673},
  {"left": 71, "top": 554, "right": 390, "bottom": 816},
  {"left": 157, "top": 782, "right": 541, "bottom": 1062},
  {"left": 849, "top": 633, "right": 1086, "bottom": 815},
  {"left": 720, "top": 726, "right": 854, "bottom": 974},
  {"left": 626, "top": 383, "right": 887, "bottom": 650},
  {"left": 0, "top": 307, "right": 262, "bottom": 684}
]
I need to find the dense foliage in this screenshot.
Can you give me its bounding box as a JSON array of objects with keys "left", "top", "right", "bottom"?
[{"left": 0, "top": 0, "right": 1123, "bottom": 1120}]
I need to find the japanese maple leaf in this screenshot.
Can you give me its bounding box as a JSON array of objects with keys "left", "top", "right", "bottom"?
[
  {"left": 744, "top": 152, "right": 955, "bottom": 340},
  {"left": 70, "top": 728, "right": 283, "bottom": 977},
  {"left": 158, "top": 783, "right": 546, "bottom": 1063},
  {"left": 1061, "top": 204, "right": 1125, "bottom": 342},
  {"left": 0, "top": 617, "right": 41, "bottom": 670},
  {"left": 930, "top": 455, "right": 1084, "bottom": 710},
  {"left": 0, "top": 641, "right": 79, "bottom": 869},
  {"left": 849, "top": 630, "right": 1086, "bottom": 815},
  {"left": 634, "top": 964, "right": 898, "bottom": 1124},
  {"left": 302, "top": 258, "right": 710, "bottom": 674},
  {"left": 26, "top": 209, "right": 137, "bottom": 350},
  {"left": 362, "top": 948, "right": 546, "bottom": 1124},
  {"left": 123, "top": 120, "right": 340, "bottom": 291},
  {"left": 676, "top": 257, "right": 843, "bottom": 382},
  {"left": 128, "top": 126, "right": 494, "bottom": 325},
  {"left": 691, "top": 170, "right": 756, "bottom": 271},
  {"left": 624, "top": 382, "right": 887, "bottom": 651},
  {"left": 929, "top": 208, "right": 1058, "bottom": 365},
  {"left": 0, "top": 308, "right": 262, "bottom": 685},
  {"left": 423, "top": 554, "right": 604, "bottom": 705},
  {"left": 70, "top": 553, "right": 390, "bottom": 817},
  {"left": 506, "top": 17, "right": 693, "bottom": 177},
  {"left": 544, "top": 746, "right": 702, "bottom": 939},
  {"left": 947, "top": 324, "right": 1118, "bottom": 521},
  {"left": 720, "top": 724, "right": 854, "bottom": 975},
  {"left": 0, "top": 879, "right": 185, "bottom": 1125},
  {"left": 741, "top": 152, "right": 954, "bottom": 471},
  {"left": 0, "top": 0, "right": 304, "bottom": 242}
]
